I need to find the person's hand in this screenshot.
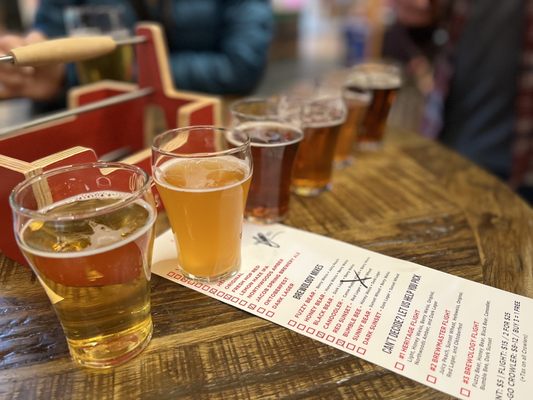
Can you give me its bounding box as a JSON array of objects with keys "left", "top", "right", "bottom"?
[
  {"left": 393, "top": 0, "right": 437, "bottom": 27},
  {"left": 0, "top": 31, "right": 65, "bottom": 100}
]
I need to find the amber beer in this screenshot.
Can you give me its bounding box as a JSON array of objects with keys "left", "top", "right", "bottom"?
[
  {"left": 334, "top": 89, "right": 371, "bottom": 167},
  {"left": 289, "top": 95, "right": 346, "bottom": 196},
  {"left": 347, "top": 64, "right": 402, "bottom": 150},
  {"left": 235, "top": 121, "right": 303, "bottom": 223},
  {"left": 76, "top": 44, "right": 134, "bottom": 84},
  {"left": 154, "top": 157, "right": 251, "bottom": 280},
  {"left": 18, "top": 194, "right": 155, "bottom": 368}
]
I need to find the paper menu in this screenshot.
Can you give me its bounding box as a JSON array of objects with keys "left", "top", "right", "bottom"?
[{"left": 152, "top": 223, "right": 532, "bottom": 400}]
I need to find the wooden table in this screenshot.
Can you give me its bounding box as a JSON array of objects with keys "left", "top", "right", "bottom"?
[{"left": 1, "top": 135, "right": 532, "bottom": 399}]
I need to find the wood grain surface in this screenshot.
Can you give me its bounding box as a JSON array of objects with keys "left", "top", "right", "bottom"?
[{"left": 1, "top": 135, "right": 532, "bottom": 400}]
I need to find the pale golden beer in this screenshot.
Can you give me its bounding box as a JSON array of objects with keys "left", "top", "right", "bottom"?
[
  {"left": 10, "top": 163, "right": 156, "bottom": 368},
  {"left": 76, "top": 44, "right": 134, "bottom": 84},
  {"left": 65, "top": 6, "right": 134, "bottom": 84},
  {"left": 152, "top": 127, "right": 252, "bottom": 282}
]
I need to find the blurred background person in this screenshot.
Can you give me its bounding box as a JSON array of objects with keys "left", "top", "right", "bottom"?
[
  {"left": 384, "top": 0, "right": 533, "bottom": 204},
  {"left": 0, "top": 0, "right": 273, "bottom": 112}
]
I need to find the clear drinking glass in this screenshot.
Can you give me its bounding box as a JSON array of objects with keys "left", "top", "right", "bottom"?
[
  {"left": 347, "top": 61, "right": 402, "bottom": 151},
  {"left": 64, "top": 5, "right": 134, "bottom": 84},
  {"left": 234, "top": 120, "right": 303, "bottom": 223},
  {"left": 280, "top": 93, "right": 347, "bottom": 196},
  {"left": 10, "top": 162, "right": 156, "bottom": 368},
  {"left": 152, "top": 126, "right": 252, "bottom": 282}
]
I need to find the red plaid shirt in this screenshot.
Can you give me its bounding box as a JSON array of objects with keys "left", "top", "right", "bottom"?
[{"left": 423, "top": 0, "right": 533, "bottom": 189}]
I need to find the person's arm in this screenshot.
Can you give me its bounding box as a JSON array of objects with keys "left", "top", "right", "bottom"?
[{"left": 169, "top": 0, "right": 273, "bottom": 95}]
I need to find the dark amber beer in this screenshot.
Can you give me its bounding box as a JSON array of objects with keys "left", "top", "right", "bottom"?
[
  {"left": 234, "top": 121, "right": 303, "bottom": 223},
  {"left": 347, "top": 63, "right": 402, "bottom": 150}
]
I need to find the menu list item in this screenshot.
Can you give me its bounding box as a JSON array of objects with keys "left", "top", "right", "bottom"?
[{"left": 152, "top": 223, "right": 532, "bottom": 400}]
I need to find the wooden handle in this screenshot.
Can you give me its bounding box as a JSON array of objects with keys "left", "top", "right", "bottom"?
[{"left": 10, "top": 36, "right": 117, "bottom": 66}]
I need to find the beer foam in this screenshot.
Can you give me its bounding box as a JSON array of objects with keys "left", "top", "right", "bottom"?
[
  {"left": 154, "top": 156, "right": 251, "bottom": 193},
  {"left": 234, "top": 121, "right": 303, "bottom": 147},
  {"left": 18, "top": 192, "right": 156, "bottom": 259}
]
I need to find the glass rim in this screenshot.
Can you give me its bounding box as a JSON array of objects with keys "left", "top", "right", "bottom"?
[
  {"left": 152, "top": 125, "right": 250, "bottom": 158},
  {"left": 9, "top": 161, "right": 152, "bottom": 222},
  {"left": 233, "top": 121, "right": 304, "bottom": 148},
  {"left": 230, "top": 97, "right": 278, "bottom": 121}
]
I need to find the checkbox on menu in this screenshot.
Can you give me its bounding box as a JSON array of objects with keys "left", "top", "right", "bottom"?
[
  {"left": 356, "top": 347, "right": 366, "bottom": 355},
  {"left": 231, "top": 297, "right": 238, "bottom": 303},
  {"left": 266, "top": 311, "right": 274, "bottom": 317},
  {"left": 224, "top": 294, "right": 232, "bottom": 300},
  {"left": 288, "top": 320, "right": 296, "bottom": 327},
  {"left": 316, "top": 331, "right": 325, "bottom": 338},
  {"left": 210, "top": 288, "right": 217, "bottom": 294},
  {"left": 460, "top": 388, "right": 471, "bottom": 397},
  {"left": 326, "top": 335, "right": 334, "bottom": 343},
  {"left": 306, "top": 327, "right": 315, "bottom": 334},
  {"left": 217, "top": 291, "right": 224, "bottom": 297},
  {"left": 297, "top": 323, "right": 305, "bottom": 331},
  {"left": 179, "top": 275, "right": 186, "bottom": 282},
  {"left": 248, "top": 304, "right": 256, "bottom": 310},
  {"left": 336, "top": 339, "right": 345, "bottom": 347},
  {"left": 346, "top": 343, "right": 356, "bottom": 351},
  {"left": 202, "top": 285, "right": 210, "bottom": 291},
  {"left": 257, "top": 307, "right": 265, "bottom": 314},
  {"left": 239, "top": 300, "right": 247, "bottom": 306},
  {"left": 394, "top": 362, "right": 405, "bottom": 371},
  {"left": 195, "top": 282, "right": 202, "bottom": 288},
  {"left": 426, "top": 375, "right": 437, "bottom": 384}
]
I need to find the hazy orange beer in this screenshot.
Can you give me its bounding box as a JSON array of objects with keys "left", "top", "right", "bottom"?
[
  {"left": 234, "top": 121, "right": 303, "bottom": 223},
  {"left": 10, "top": 162, "right": 156, "bottom": 368},
  {"left": 347, "top": 62, "right": 402, "bottom": 150},
  {"left": 152, "top": 126, "right": 252, "bottom": 281},
  {"left": 282, "top": 95, "right": 347, "bottom": 196}
]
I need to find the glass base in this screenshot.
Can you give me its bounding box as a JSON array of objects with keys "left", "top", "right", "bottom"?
[
  {"left": 245, "top": 213, "right": 285, "bottom": 225},
  {"left": 69, "top": 317, "right": 153, "bottom": 369},
  {"left": 357, "top": 141, "right": 382, "bottom": 151},
  {"left": 180, "top": 265, "right": 239, "bottom": 283},
  {"left": 292, "top": 183, "right": 331, "bottom": 197},
  {"left": 334, "top": 156, "right": 354, "bottom": 169}
]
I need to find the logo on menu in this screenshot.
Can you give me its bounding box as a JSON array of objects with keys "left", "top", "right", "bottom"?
[{"left": 253, "top": 231, "right": 282, "bottom": 248}]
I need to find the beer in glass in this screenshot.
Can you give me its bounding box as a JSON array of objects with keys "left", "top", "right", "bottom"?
[
  {"left": 10, "top": 162, "right": 156, "bottom": 368},
  {"left": 152, "top": 126, "right": 252, "bottom": 282},
  {"left": 281, "top": 95, "right": 347, "bottom": 196},
  {"left": 64, "top": 6, "right": 134, "bottom": 84},
  {"left": 234, "top": 121, "right": 303, "bottom": 223},
  {"left": 347, "top": 62, "right": 402, "bottom": 150},
  {"left": 334, "top": 88, "right": 371, "bottom": 167}
]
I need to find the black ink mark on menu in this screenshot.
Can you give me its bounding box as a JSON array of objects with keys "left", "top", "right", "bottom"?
[{"left": 253, "top": 231, "right": 282, "bottom": 248}]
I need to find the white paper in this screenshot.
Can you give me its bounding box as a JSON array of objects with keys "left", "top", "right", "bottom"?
[{"left": 152, "top": 223, "right": 533, "bottom": 400}]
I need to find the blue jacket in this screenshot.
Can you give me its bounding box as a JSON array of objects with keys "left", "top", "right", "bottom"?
[{"left": 34, "top": 0, "right": 273, "bottom": 95}]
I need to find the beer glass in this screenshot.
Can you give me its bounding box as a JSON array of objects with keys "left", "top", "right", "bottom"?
[
  {"left": 280, "top": 94, "right": 347, "bottom": 196},
  {"left": 234, "top": 121, "right": 303, "bottom": 223},
  {"left": 64, "top": 5, "right": 134, "bottom": 84},
  {"left": 334, "top": 87, "right": 371, "bottom": 168},
  {"left": 10, "top": 162, "right": 156, "bottom": 368},
  {"left": 152, "top": 126, "right": 252, "bottom": 282},
  {"left": 347, "top": 62, "right": 402, "bottom": 150}
]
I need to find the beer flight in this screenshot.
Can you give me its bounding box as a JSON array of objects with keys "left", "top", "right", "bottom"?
[{"left": 9, "top": 61, "right": 401, "bottom": 369}]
